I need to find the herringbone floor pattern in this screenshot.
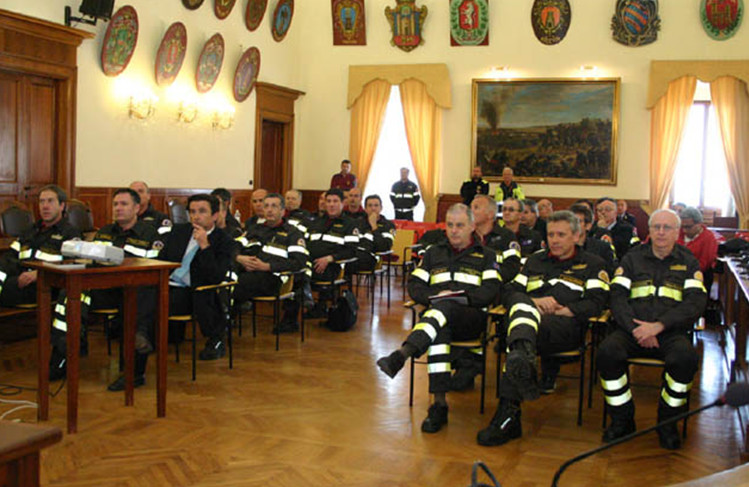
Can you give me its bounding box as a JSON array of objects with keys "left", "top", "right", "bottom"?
[{"left": 0, "top": 279, "right": 744, "bottom": 486}]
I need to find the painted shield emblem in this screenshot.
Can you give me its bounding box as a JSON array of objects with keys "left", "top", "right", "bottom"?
[
  {"left": 701, "top": 0, "right": 744, "bottom": 40},
  {"left": 611, "top": 0, "right": 660, "bottom": 46},
  {"left": 450, "top": 0, "right": 489, "bottom": 46},
  {"left": 385, "top": 0, "right": 428, "bottom": 52},
  {"left": 332, "top": 0, "right": 367, "bottom": 45},
  {"left": 100, "top": 6, "right": 139, "bottom": 77},
  {"left": 531, "top": 0, "right": 571, "bottom": 45},
  {"left": 271, "top": 0, "right": 294, "bottom": 42},
  {"left": 155, "top": 22, "right": 187, "bottom": 87}
]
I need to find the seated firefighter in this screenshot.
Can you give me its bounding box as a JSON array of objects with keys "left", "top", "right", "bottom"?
[
  {"left": 477, "top": 210, "right": 609, "bottom": 447},
  {"left": 348, "top": 195, "right": 395, "bottom": 274},
  {"left": 49, "top": 188, "right": 162, "bottom": 384},
  {"left": 0, "top": 185, "right": 81, "bottom": 307},
  {"left": 376, "top": 203, "right": 501, "bottom": 433},
  {"left": 232, "top": 193, "right": 309, "bottom": 333},
  {"left": 597, "top": 209, "right": 706, "bottom": 450}
]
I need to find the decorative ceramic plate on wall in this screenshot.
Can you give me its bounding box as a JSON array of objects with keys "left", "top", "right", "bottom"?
[
  {"left": 182, "top": 0, "right": 205, "bottom": 9},
  {"left": 196, "top": 33, "right": 225, "bottom": 93},
  {"left": 271, "top": 0, "right": 294, "bottom": 42},
  {"left": 233, "top": 47, "right": 261, "bottom": 102},
  {"left": 101, "top": 5, "right": 139, "bottom": 76},
  {"left": 155, "top": 22, "right": 187, "bottom": 86},
  {"left": 246, "top": 0, "right": 268, "bottom": 31},
  {"left": 214, "top": 0, "right": 237, "bottom": 19}
]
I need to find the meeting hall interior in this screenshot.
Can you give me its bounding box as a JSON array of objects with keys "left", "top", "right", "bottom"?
[{"left": 2, "top": 0, "right": 749, "bottom": 486}]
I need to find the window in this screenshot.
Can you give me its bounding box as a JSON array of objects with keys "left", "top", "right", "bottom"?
[
  {"left": 363, "top": 86, "right": 425, "bottom": 221},
  {"left": 671, "top": 82, "right": 735, "bottom": 217}
]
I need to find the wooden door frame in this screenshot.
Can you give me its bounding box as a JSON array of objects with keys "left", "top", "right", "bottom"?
[
  {"left": 0, "top": 9, "right": 93, "bottom": 197},
  {"left": 253, "top": 82, "right": 304, "bottom": 194}
]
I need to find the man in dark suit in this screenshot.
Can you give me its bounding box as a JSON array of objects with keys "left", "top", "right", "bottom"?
[{"left": 159, "top": 194, "right": 235, "bottom": 361}]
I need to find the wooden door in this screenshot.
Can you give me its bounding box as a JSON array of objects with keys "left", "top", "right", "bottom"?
[
  {"left": 0, "top": 70, "right": 56, "bottom": 215},
  {"left": 259, "top": 120, "right": 285, "bottom": 192}
]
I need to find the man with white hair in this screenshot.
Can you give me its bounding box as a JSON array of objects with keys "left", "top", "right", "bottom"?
[{"left": 597, "top": 209, "right": 706, "bottom": 450}]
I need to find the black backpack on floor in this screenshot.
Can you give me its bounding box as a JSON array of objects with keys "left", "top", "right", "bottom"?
[{"left": 325, "top": 290, "right": 358, "bottom": 332}]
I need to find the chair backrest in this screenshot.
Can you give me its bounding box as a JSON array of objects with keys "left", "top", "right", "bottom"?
[
  {"left": 66, "top": 199, "right": 95, "bottom": 233},
  {"left": 168, "top": 199, "right": 189, "bottom": 224},
  {"left": 0, "top": 204, "right": 34, "bottom": 237},
  {"left": 391, "top": 229, "right": 416, "bottom": 264}
]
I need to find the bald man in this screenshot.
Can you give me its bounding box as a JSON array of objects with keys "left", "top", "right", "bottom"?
[{"left": 244, "top": 188, "right": 268, "bottom": 229}]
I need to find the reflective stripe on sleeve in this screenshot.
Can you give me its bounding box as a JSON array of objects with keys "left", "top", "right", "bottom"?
[
  {"left": 262, "top": 245, "right": 288, "bottom": 259},
  {"left": 454, "top": 272, "right": 481, "bottom": 286},
  {"left": 482, "top": 269, "right": 500, "bottom": 281},
  {"left": 658, "top": 287, "right": 682, "bottom": 302},
  {"left": 123, "top": 244, "right": 147, "bottom": 257},
  {"left": 18, "top": 249, "right": 32, "bottom": 260},
  {"left": 630, "top": 285, "right": 656, "bottom": 299},
  {"left": 35, "top": 250, "right": 63, "bottom": 262},
  {"left": 550, "top": 278, "right": 584, "bottom": 293},
  {"left": 612, "top": 275, "right": 631, "bottom": 289},
  {"left": 684, "top": 279, "right": 706, "bottom": 292},
  {"left": 322, "top": 234, "right": 345, "bottom": 245},
  {"left": 429, "top": 272, "right": 451, "bottom": 285},
  {"left": 288, "top": 245, "right": 309, "bottom": 255},
  {"left": 527, "top": 280, "right": 544, "bottom": 292},
  {"left": 586, "top": 279, "right": 610, "bottom": 291},
  {"left": 412, "top": 268, "right": 429, "bottom": 282},
  {"left": 512, "top": 273, "right": 528, "bottom": 287},
  {"left": 10, "top": 241, "right": 21, "bottom": 252}
]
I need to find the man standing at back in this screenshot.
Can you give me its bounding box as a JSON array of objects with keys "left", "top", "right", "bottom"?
[
  {"left": 390, "top": 167, "right": 420, "bottom": 220},
  {"left": 244, "top": 188, "right": 268, "bottom": 229},
  {"left": 494, "top": 167, "right": 525, "bottom": 203},
  {"left": 330, "top": 159, "right": 358, "bottom": 190},
  {"left": 460, "top": 166, "right": 489, "bottom": 205}
]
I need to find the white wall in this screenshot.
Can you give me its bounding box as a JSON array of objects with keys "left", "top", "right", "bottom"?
[
  {"left": 293, "top": 0, "right": 748, "bottom": 200},
  {"left": 3, "top": 0, "right": 747, "bottom": 200},
  {"left": 3, "top": 0, "right": 300, "bottom": 188}
]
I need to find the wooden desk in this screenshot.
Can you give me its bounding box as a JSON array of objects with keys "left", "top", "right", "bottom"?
[
  {"left": 717, "top": 256, "right": 749, "bottom": 452},
  {"left": 28, "top": 258, "right": 179, "bottom": 434},
  {"left": 0, "top": 422, "right": 61, "bottom": 487}
]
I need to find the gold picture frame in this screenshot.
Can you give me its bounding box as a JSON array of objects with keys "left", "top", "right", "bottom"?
[{"left": 471, "top": 77, "right": 620, "bottom": 185}]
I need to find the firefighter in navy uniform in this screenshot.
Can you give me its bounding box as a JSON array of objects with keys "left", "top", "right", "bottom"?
[
  {"left": 501, "top": 198, "right": 544, "bottom": 259},
  {"left": 460, "top": 166, "right": 490, "bottom": 206},
  {"left": 0, "top": 185, "right": 81, "bottom": 307},
  {"left": 211, "top": 188, "right": 243, "bottom": 238},
  {"left": 49, "top": 189, "right": 163, "bottom": 386},
  {"left": 232, "top": 193, "right": 309, "bottom": 332},
  {"left": 377, "top": 204, "right": 501, "bottom": 433},
  {"left": 445, "top": 195, "right": 521, "bottom": 391},
  {"left": 244, "top": 189, "right": 268, "bottom": 229},
  {"left": 130, "top": 181, "right": 171, "bottom": 236},
  {"left": 478, "top": 211, "right": 609, "bottom": 446},
  {"left": 390, "top": 168, "right": 420, "bottom": 220},
  {"left": 302, "top": 188, "right": 359, "bottom": 317},
  {"left": 284, "top": 189, "right": 312, "bottom": 235},
  {"left": 597, "top": 209, "right": 706, "bottom": 450},
  {"left": 349, "top": 195, "right": 394, "bottom": 274},
  {"left": 595, "top": 197, "right": 640, "bottom": 260},
  {"left": 570, "top": 203, "right": 618, "bottom": 274}
]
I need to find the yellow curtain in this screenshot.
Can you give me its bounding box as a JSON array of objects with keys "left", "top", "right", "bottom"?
[
  {"left": 711, "top": 76, "right": 749, "bottom": 228},
  {"left": 348, "top": 79, "right": 392, "bottom": 190},
  {"left": 400, "top": 79, "right": 442, "bottom": 222},
  {"left": 648, "top": 76, "right": 697, "bottom": 211}
]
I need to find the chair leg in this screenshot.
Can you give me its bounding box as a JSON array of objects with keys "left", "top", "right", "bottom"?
[
  {"left": 274, "top": 300, "right": 280, "bottom": 352},
  {"left": 409, "top": 356, "right": 415, "bottom": 407},
  {"left": 174, "top": 342, "right": 180, "bottom": 363},
  {"left": 227, "top": 315, "right": 233, "bottom": 370},
  {"left": 237, "top": 309, "right": 243, "bottom": 337},
  {"left": 252, "top": 303, "right": 257, "bottom": 338},
  {"left": 480, "top": 341, "right": 487, "bottom": 414},
  {"left": 191, "top": 320, "right": 197, "bottom": 381},
  {"left": 370, "top": 274, "right": 375, "bottom": 316},
  {"left": 578, "top": 350, "right": 585, "bottom": 426},
  {"left": 386, "top": 264, "right": 391, "bottom": 309}
]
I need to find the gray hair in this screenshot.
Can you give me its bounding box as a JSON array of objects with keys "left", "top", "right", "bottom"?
[
  {"left": 503, "top": 197, "right": 524, "bottom": 212},
  {"left": 446, "top": 203, "right": 474, "bottom": 224},
  {"left": 473, "top": 194, "right": 497, "bottom": 211},
  {"left": 548, "top": 210, "right": 581, "bottom": 234},
  {"left": 680, "top": 206, "right": 703, "bottom": 224},
  {"left": 522, "top": 199, "right": 538, "bottom": 215},
  {"left": 649, "top": 208, "right": 681, "bottom": 228}
]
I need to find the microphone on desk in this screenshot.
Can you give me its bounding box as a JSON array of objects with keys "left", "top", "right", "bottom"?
[{"left": 550, "top": 383, "right": 749, "bottom": 487}]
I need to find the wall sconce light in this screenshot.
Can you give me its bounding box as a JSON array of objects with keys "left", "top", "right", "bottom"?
[
  {"left": 129, "top": 93, "right": 157, "bottom": 120},
  {"left": 212, "top": 106, "right": 235, "bottom": 130},
  {"left": 177, "top": 101, "right": 198, "bottom": 123}
]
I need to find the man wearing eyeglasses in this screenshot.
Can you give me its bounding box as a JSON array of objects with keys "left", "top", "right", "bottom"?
[
  {"left": 595, "top": 197, "right": 639, "bottom": 260},
  {"left": 501, "top": 198, "right": 543, "bottom": 259},
  {"left": 597, "top": 209, "right": 707, "bottom": 450}
]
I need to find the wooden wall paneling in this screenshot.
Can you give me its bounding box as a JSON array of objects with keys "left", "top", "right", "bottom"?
[{"left": 298, "top": 189, "right": 324, "bottom": 214}]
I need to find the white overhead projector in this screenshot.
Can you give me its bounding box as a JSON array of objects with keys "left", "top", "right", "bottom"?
[{"left": 61, "top": 240, "right": 125, "bottom": 265}]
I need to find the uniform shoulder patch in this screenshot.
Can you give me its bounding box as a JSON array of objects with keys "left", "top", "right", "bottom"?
[
  {"left": 509, "top": 241, "right": 521, "bottom": 252},
  {"left": 694, "top": 270, "right": 704, "bottom": 282},
  {"left": 598, "top": 270, "right": 610, "bottom": 284},
  {"left": 669, "top": 264, "right": 687, "bottom": 271},
  {"left": 614, "top": 266, "right": 624, "bottom": 276},
  {"left": 297, "top": 238, "right": 306, "bottom": 248},
  {"left": 152, "top": 240, "right": 164, "bottom": 250},
  {"left": 352, "top": 228, "right": 360, "bottom": 236},
  {"left": 162, "top": 219, "right": 172, "bottom": 227},
  {"left": 601, "top": 234, "right": 613, "bottom": 244}
]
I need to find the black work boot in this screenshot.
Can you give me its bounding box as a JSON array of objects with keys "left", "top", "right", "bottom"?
[
  {"left": 421, "top": 403, "right": 448, "bottom": 433},
  {"left": 657, "top": 400, "right": 683, "bottom": 450},
  {"left": 450, "top": 362, "right": 481, "bottom": 391},
  {"left": 477, "top": 399, "right": 522, "bottom": 446},
  {"left": 376, "top": 350, "right": 406, "bottom": 379},
  {"left": 602, "top": 402, "right": 636, "bottom": 443},
  {"left": 506, "top": 339, "right": 539, "bottom": 400}
]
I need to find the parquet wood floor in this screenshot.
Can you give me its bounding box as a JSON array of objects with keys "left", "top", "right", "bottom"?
[{"left": 0, "top": 281, "right": 745, "bottom": 486}]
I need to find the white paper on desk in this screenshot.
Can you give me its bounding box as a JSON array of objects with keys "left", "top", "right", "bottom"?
[{"left": 428, "top": 290, "right": 468, "bottom": 305}]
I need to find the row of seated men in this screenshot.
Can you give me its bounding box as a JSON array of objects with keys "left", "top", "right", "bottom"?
[
  {"left": 377, "top": 200, "right": 707, "bottom": 452},
  {"left": 0, "top": 182, "right": 395, "bottom": 392}
]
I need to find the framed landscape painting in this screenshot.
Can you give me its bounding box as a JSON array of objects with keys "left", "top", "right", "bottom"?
[{"left": 471, "top": 78, "right": 620, "bottom": 185}]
